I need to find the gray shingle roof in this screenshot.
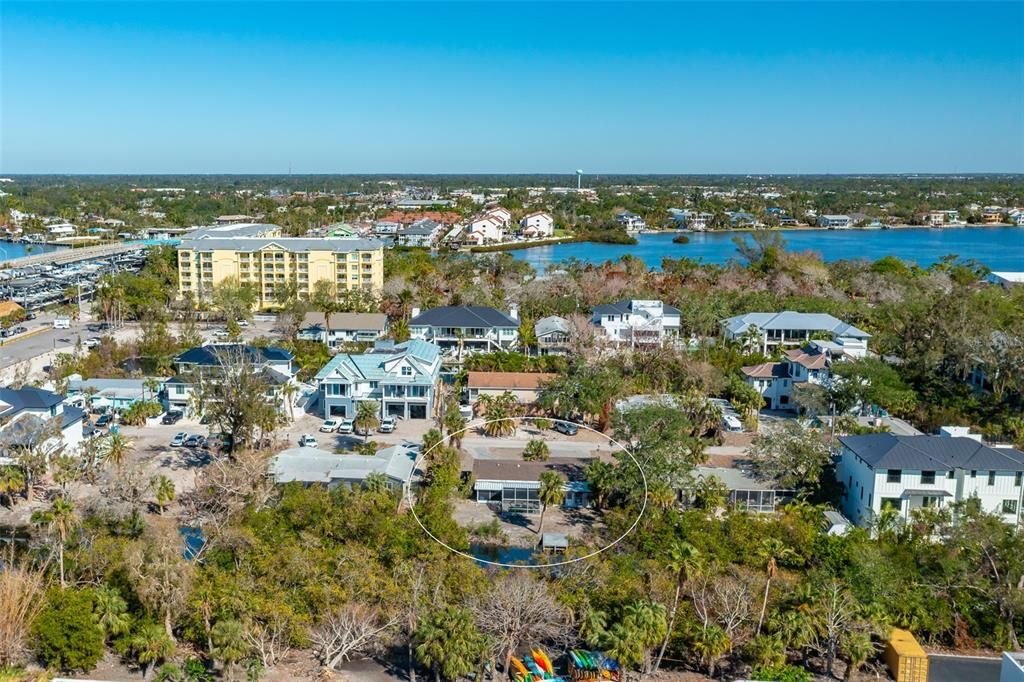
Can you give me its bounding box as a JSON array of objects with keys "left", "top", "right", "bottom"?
[
  {"left": 410, "top": 306, "right": 517, "bottom": 328},
  {"left": 840, "top": 434, "right": 1024, "bottom": 472}
]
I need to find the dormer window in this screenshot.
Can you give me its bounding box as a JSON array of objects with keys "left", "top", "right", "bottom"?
[{"left": 401, "top": 366, "right": 412, "bottom": 377}]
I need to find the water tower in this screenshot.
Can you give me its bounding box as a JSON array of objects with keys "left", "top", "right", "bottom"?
[{"left": 575, "top": 169, "right": 583, "bottom": 190}]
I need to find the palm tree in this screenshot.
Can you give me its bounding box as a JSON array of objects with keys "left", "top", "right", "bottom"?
[
  {"left": 143, "top": 377, "right": 162, "bottom": 403},
  {"left": 0, "top": 465, "right": 25, "bottom": 508},
  {"left": 648, "top": 481, "right": 676, "bottom": 512},
  {"left": 211, "top": 619, "right": 249, "bottom": 681},
  {"left": 756, "top": 538, "right": 798, "bottom": 635},
  {"left": 151, "top": 475, "right": 175, "bottom": 515},
  {"left": 94, "top": 585, "right": 132, "bottom": 642},
  {"left": 130, "top": 622, "right": 175, "bottom": 680},
  {"left": 841, "top": 630, "right": 876, "bottom": 681},
  {"left": 280, "top": 382, "right": 298, "bottom": 422},
  {"left": 654, "top": 541, "right": 701, "bottom": 672},
  {"left": 104, "top": 432, "right": 133, "bottom": 475},
  {"left": 522, "top": 439, "right": 549, "bottom": 462},
  {"left": 422, "top": 428, "right": 443, "bottom": 458},
  {"left": 623, "top": 601, "right": 667, "bottom": 675},
  {"left": 414, "top": 606, "right": 484, "bottom": 682},
  {"left": 536, "top": 471, "right": 564, "bottom": 537},
  {"left": 692, "top": 625, "right": 730, "bottom": 677},
  {"left": 585, "top": 460, "right": 615, "bottom": 509},
  {"left": 355, "top": 400, "right": 380, "bottom": 442},
  {"left": 31, "top": 497, "right": 78, "bottom": 587},
  {"left": 443, "top": 404, "right": 466, "bottom": 449}
]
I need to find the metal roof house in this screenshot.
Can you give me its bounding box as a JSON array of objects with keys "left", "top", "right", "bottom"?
[
  {"left": 534, "top": 315, "right": 570, "bottom": 355},
  {"left": 409, "top": 305, "right": 519, "bottom": 359},
  {"left": 315, "top": 339, "right": 442, "bottom": 420},
  {"left": 269, "top": 445, "right": 418, "bottom": 494},
  {"left": 836, "top": 433, "right": 1024, "bottom": 528},
  {"left": 473, "top": 458, "right": 593, "bottom": 514},
  {"left": 721, "top": 311, "right": 870, "bottom": 357}
]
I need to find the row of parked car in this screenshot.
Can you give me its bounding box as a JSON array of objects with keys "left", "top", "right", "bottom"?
[
  {"left": 319, "top": 415, "right": 398, "bottom": 435},
  {"left": 0, "top": 325, "right": 29, "bottom": 338}
]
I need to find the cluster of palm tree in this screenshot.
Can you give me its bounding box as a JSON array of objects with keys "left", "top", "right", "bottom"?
[{"left": 476, "top": 392, "right": 521, "bottom": 438}]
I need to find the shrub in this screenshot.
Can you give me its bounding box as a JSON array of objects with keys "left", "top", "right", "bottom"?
[{"left": 32, "top": 588, "right": 104, "bottom": 671}]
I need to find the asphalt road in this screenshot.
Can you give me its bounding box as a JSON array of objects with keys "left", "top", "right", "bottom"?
[{"left": 928, "top": 654, "right": 1001, "bottom": 682}]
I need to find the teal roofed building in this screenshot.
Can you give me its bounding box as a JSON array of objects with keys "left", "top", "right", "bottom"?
[{"left": 315, "top": 339, "right": 442, "bottom": 420}]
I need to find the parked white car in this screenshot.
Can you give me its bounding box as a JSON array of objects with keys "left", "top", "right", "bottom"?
[
  {"left": 298, "top": 434, "right": 318, "bottom": 447},
  {"left": 337, "top": 418, "right": 355, "bottom": 434},
  {"left": 320, "top": 419, "right": 341, "bottom": 433},
  {"left": 378, "top": 416, "right": 397, "bottom": 433}
]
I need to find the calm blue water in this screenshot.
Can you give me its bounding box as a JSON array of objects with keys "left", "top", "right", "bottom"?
[
  {"left": 512, "top": 227, "right": 1024, "bottom": 271},
  {"left": 0, "top": 240, "right": 66, "bottom": 261}
]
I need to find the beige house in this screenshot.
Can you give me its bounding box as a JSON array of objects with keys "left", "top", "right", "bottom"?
[
  {"left": 177, "top": 236, "right": 384, "bottom": 309},
  {"left": 466, "top": 371, "right": 556, "bottom": 405}
]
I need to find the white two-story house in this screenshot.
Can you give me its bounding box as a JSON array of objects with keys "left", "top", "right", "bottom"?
[
  {"left": 592, "top": 300, "right": 680, "bottom": 347},
  {"left": 721, "top": 311, "right": 870, "bottom": 357},
  {"left": 0, "top": 386, "right": 85, "bottom": 461},
  {"left": 315, "top": 339, "right": 442, "bottom": 420},
  {"left": 408, "top": 306, "right": 519, "bottom": 360},
  {"left": 836, "top": 431, "right": 1024, "bottom": 528},
  {"left": 296, "top": 312, "right": 389, "bottom": 349},
  {"left": 519, "top": 211, "right": 554, "bottom": 238},
  {"left": 741, "top": 343, "right": 835, "bottom": 411}
]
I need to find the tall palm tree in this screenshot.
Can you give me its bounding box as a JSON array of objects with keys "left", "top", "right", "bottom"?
[
  {"left": 443, "top": 405, "right": 466, "bottom": 449},
  {"left": 151, "top": 475, "right": 175, "bottom": 516},
  {"left": 31, "top": 497, "right": 78, "bottom": 587},
  {"left": 654, "top": 540, "right": 701, "bottom": 672},
  {"left": 0, "top": 465, "right": 25, "bottom": 508},
  {"left": 104, "top": 432, "right": 133, "bottom": 475},
  {"left": 536, "top": 471, "right": 565, "bottom": 537},
  {"left": 355, "top": 400, "right": 380, "bottom": 442},
  {"left": 756, "top": 537, "right": 798, "bottom": 635}
]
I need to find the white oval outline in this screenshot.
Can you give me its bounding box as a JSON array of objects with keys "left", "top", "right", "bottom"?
[{"left": 403, "top": 416, "right": 648, "bottom": 569}]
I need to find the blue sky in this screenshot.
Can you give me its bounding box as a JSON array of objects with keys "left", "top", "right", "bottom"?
[{"left": 2, "top": 1, "right": 1022, "bottom": 174}]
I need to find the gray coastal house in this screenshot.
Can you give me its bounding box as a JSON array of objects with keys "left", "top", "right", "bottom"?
[
  {"left": 315, "top": 339, "right": 442, "bottom": 419},
  {"left": 270, "top": 444, "right": 418, "bottom": 494},
  {"left": 408, "top": 305, "right": 519, "bottom": 359},
  {"left": 720, "top": 311, "right": 870, "bottom": 357}
]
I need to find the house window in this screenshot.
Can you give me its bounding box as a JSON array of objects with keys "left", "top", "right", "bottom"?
[
  {"left": 880, "top": 497, "right": 901, "bottom": 511},
  {"left": 886, "top": 469, "right": 901, "bottom": 483},
  {"left": 1003, "top": 500, "right": 1018, "bottom": 515},
  {"left": 970, "top": 470, "right": 977, "bottom": 478},
  {"left": 921, "top": 471, "right": 935, "bottom": 485},
  {"left": 922, "top": 496, "right": 940, "bottom": 508},
  {"left": 401, "top": 366, "right": 412, "bottom": 377},
  {"left": 988, "top": 471, "right": 996, "bottom": 486},
  {"left": 1016, "top": 472, "right": 1022, "bottom": 487},
  {"left": 947, "top": 471, "right": 954, "bottom": 479}
]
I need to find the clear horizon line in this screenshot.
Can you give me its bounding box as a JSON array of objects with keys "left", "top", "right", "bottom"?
[{"left": 2, "top": 170, "right": 1023, "bottom": 177}]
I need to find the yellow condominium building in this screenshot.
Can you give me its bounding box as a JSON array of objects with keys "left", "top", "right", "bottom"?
[{"left": 177, "top": 237, "right": 385, "bottom": 309}]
